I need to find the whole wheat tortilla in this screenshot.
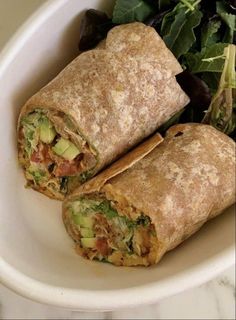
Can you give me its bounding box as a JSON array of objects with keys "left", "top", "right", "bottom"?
[
  {"left": 64, "top": 124, "right": 236, "bottom": 265},
  {"left": 18, "top": 22, "right": 189, "bottom": 199}
]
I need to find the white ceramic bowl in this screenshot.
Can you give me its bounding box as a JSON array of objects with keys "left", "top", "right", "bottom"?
[{"left": 0, "top": 0, "right": 235, "bottom": 311}]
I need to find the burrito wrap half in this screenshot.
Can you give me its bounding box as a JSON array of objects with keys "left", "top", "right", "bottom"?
[
  {"left": 63, "top": 124, "right": 236, "bottom": 266},
  {"left": 17, "top": 22, "right": 189, "bottom": 200}
]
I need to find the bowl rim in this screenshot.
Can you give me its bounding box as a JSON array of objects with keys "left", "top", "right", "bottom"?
[
  {"left": 0, "top": 248, "right": 234, "bottom": 310},
  {"left": 0, "top": 0, "right": 235, "bottom": 310}
]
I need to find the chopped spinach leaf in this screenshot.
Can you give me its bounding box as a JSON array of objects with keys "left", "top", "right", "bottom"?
[{"left": 93, "top": 201, "right": 118, "bottom": 219}]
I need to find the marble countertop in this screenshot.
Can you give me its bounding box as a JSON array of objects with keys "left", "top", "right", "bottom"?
[
  {"left": 0, "top": 1, "right": 235, "bottom": 319},
  {"left": 0, "top": 266, "right": 235, "bottom": 319}
]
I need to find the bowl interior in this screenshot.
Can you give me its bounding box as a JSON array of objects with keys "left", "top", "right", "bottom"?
[{"left": 0, "top": 0, "right": 235, "bottom": 308}]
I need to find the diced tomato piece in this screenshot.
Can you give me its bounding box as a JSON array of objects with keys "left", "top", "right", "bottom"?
[
  {"left": 42, "top": 145, "right": 52, "bottom": 164},
  {"left": 54, "top": 161, "right": 78, "bottom": 177},
  {"left": 31, "top": 150, "right": 41, "bottom": 163},
  {"left": 30, "top": 144, "right": 52, "bottom": 164},
  {"left": 96, "top": 237, "right": 110, "bottom": 256}
]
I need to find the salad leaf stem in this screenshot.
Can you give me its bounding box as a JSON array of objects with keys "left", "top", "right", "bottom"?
[
  {"left": 202, "top": 54, "right": 225, "bottom": 62},
  {"left": 184, "top": 43, "right": 228, "bottom": 73},
  {"left": 202, "top": 44, "right": 236, "bottom": 134},
  {"left": 180, "top": 0, "right": 195, "bottom": 11},
  {"left": 183, "top": 0, "right": 201, "bottom": 13}
]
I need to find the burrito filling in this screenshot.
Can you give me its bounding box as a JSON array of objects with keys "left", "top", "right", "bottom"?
[
  {"left": 64, "top": 196, "right": 158, "bottom": 266},
  {"left": 18, "top": 110, "right": 97, "bottom": 199}
]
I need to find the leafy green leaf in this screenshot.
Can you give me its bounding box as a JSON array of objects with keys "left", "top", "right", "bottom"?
[
  {"left": 28, "top": 166, "right": 46, "bottom": 184},
  {"left": 112, "top": 0, "right": 154, "bottom": 24},
  {"left": 184, "top": 43, "right": 228, "bottom": 73},
  {"left": 216, "top": 1, "right": 236, "bottom": 43},
  {"left": 161, "top": 3, "right": 202, "bottom": 58},
  {"left": 201, "top": 19, "right": 221, "bottom": 48},
  {"left": 21, "top": 112, "right": 42, "bottom": 156},
  {"left": 179, "top": 0, "right": 202, "bottom": 12},
  {"left": 93, "top": 201, "right": 118, "bottom": 219},
  {"left": 160, "top": 5, "right": 176, "bottom": 36}
]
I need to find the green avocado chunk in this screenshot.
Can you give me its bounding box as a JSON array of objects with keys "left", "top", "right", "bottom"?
[
  {"left": 53, "top": 138, "right": 69, "bottom": 155},
  {"left": 80, "top": 228, "right": 94, "bottom": 238},
  {"left": 81, "top": 237, "right": 96, "bottom": 248},
  {"left": 72, "top": 214, "right": 94, "bottom": 228},
  {"left": 52, "top": 138, "right": 80, "bottom": 161},
  {"left": 39, "top": 118, "right": 56, "bottom": 144}
]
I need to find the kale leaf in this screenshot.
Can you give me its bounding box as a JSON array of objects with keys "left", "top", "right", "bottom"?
[
  {"left": 112, "top": 0, "right": 154, "bottom": 24},
  {"left": 216, "top": 1, "right": 236, "bottom": 43},
  {"left": 160, "top": 1, "right": 202, "bottom": 58},
  {"left": 201, "top": 19, "right": 222, "bottom": 48},
  {"left": 184, "top": 43, "right": 228, "bottom": 73}
]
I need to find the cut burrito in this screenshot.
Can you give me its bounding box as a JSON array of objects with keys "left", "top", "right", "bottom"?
[
  {"left": 17, "top": 22, "right": 189, "bottom": 200},
  {"left": 63, "top": 124, "right": 236, "bottom": 267}
]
